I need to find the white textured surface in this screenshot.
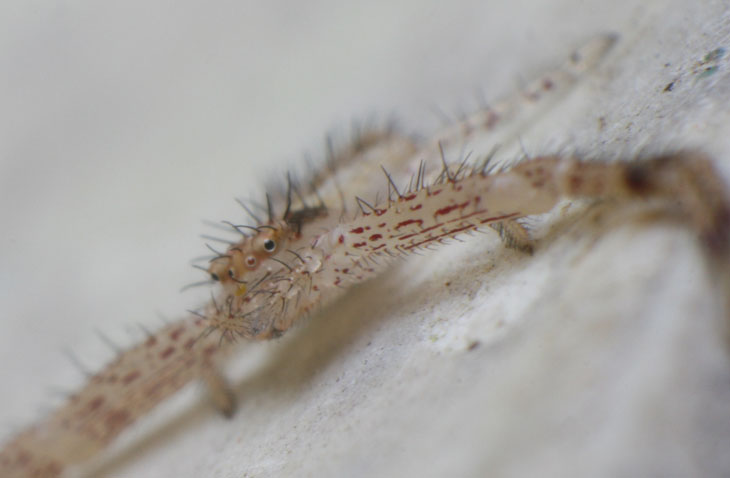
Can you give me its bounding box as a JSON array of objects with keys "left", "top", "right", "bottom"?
[{"left": 1, "top": 1, "right": 730, "bottom": 477}]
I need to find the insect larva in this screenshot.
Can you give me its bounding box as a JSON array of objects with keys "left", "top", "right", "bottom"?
[
  {"left": 8, "top": 32, "right": 727, "bottom": 478},
  {"left": 208, "top": 151, "right": 730, "bottom": 343}
]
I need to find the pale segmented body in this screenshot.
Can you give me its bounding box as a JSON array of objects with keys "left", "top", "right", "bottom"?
[
  {"left": 3, "top": 34, "right": 729, "bottom": 478},
  {"left": 208, "top": 151, "right": 730, "bottom": 345}
]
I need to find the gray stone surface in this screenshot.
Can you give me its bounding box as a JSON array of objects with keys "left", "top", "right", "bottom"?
[{"left": 1, "top": 1, "right": 730, "bottom": 477}]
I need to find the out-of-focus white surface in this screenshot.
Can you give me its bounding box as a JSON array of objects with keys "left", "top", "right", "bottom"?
[{"left": 1, "top": 1, "right": 730, "bottom": 477}]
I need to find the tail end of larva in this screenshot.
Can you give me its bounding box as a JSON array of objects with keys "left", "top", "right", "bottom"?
[{"left": 620, "top": 151, "right": 730, "bottom": 256}]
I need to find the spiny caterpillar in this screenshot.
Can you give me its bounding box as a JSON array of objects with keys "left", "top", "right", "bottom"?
[
  {"left": 202, "top": 150, "right": 730, "bottom": 346},
  {"left": 2, "top": 33, "right": 729, "bottom": 478}
]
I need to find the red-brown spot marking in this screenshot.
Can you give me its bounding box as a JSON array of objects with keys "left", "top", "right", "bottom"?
[
  {"left": 568, "top": 174, "right": 583, "bottom": 192},
  {"left": 352, "top": 241, "right": 367, "bottom": 248},
  {"left": 395, "top": 218, "right": 424, "bottom": 230},
  {"left": 313, "top": 285, "right": 320, "bottom": 291},
  {"left": 430, "top": 189, "right": 443, "bottom": 196},
  {"left": 122, "top": 370, "right": 141, "bottom": 386},
  {"left": 369, "top": 233, "right": 382, "bottom": 241},
  {"left": 145, "top": 336, "right": 157, "bottom": 348},
  {"left": 410, "top": 204, "right": 422, "bottom": 211},
  {"left": 542, "top": 78, "right": 554, "bottom": 90},
  {"left": 159, "top": 346, "right": 175, "bottom": 360},
  {"left": 350, "top": 227, "right": 364, "bottom": 234},
  {"left": 338, "top": 234, "right": 344, "bottom": 244},
  {"left": 342, "top": 268, "right": 349, "bottom": 274},
  {"left": 169, "top": 326, "right": 185, "bottom": 341},
  {"left": 17, "top": 451, "right": 30, "bottom": 465},
  {"left": 374, "top": 208, "right": 386, "bottom": 216},
  {"left": 184, "top": 337, "right": 196, "bottom": 350},
  {"left": 434, "top": 200, "right": 470, "bottom": 218},
  {"left": 204, "top": 345, "right": 217, "bottom": 357},
  {"left": 334, "top": 277, "right": 341, "bottom": 286},
  {"left": 403, "top": 193, "right": 417, "bottom": 201},
  {"left": 104, "top": 409, "right": 131, "bottom": 433},
  {"left": 88, "top": 395, "right": 105, "bottom": 412},
  {"left": 372, "top": 244, "right": 386, "bottom": 251},
  {"left": 435, "top": 204, "right": 459, "bottom": 216},
  {"left": 378, "top": 222, "right": 387, "bottom": 228}
]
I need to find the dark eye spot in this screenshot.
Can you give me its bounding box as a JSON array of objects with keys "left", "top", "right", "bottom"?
[
  {"left": 263, "top": 239, "right": 276, "bottom": 252},
  {"left": 210, "top": 273, "right": 220, "bottom": 281},
  {"left": 228, "top": 269, "right": 235, "bottom": 278}
]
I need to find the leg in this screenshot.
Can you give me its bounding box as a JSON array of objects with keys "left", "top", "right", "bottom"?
[
  {"left": 201, "top": 366, "right": 236, "bottom": 418},
  {"left": 490, "top": 219, "right": 535, "bottom": 254}
]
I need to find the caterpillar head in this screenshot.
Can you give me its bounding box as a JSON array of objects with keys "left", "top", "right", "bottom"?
[{"left": 208, "top": 220, "right": 293, "bottom": 289}]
